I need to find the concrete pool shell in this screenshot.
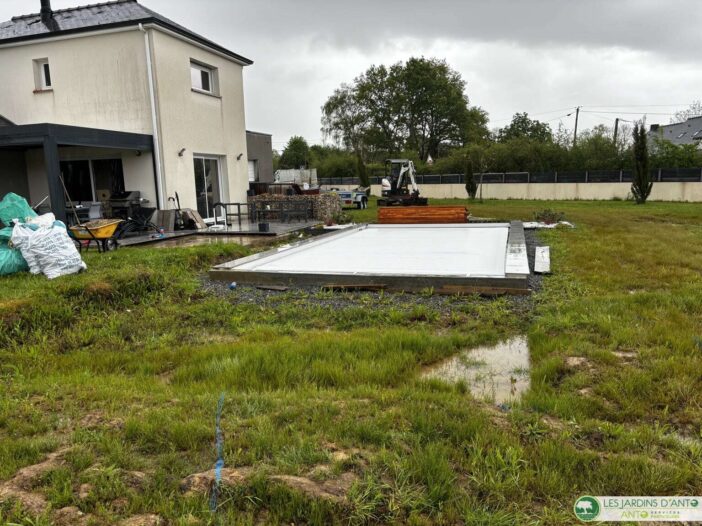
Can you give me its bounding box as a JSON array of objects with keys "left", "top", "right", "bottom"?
[{"left": 209, "top": 221, "right": 531, "bottom": 294}]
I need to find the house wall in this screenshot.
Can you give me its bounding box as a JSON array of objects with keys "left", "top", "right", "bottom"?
[
  {"left": 149, "top": 29, "right": 249, "bottom": 211},
  {"left": 0, "top": 149, "right": 29, "bottom": 198},
  {"left": 0, "top": 27, "right": 250, "bottom": 213},
  {"left": 25, "top": 147, "right": 155, "bottom": 207},
  {"left": 246, "top": 131, "right": 274, "bottom": 183},
  {"left": 321, "top": 182, "right": 702, "bottom": 202},
  {"left": 0, "top": 29, "right": 152, "bottom": 133}
]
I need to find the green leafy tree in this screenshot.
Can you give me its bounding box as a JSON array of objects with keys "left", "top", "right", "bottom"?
[
  {"left": 631, "top": 122, "right": 652, "bottom": 204},
  {"left": 322, "top": 84, "right": 369, "bottom": 159},
  {"left": 553, "top": 122, "right": 572, "bottom": 148},
  {"left": 463, "top": 106, "right": 490, "bottom": 145},
  {"left": 497, "top": 113, "right": 553, "bottom": 143},
  {"left": 401, "top": 57, "right": 470, "bottom": 161},
  {"left": 279, "top": 136, "right": 310, "bottom": 169},
  {"left": 309, "top": 145, "right": 357, "bottom": 179},
  {"left": 570, "top": 124, "right": 625, "bottom": 170},
  {"left": 650, "top": 137, "right": 702, "bottom": 168},
  {"left": 322, "top": 57, "right": 473, "bottom": 161},
  {"left": 355, "top": 63, "right": 406, "bottom": 153}
]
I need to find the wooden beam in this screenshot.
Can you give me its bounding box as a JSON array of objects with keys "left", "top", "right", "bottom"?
[
  {"left": 208, "top": 268, "right": 528, "bottom": 293},
  {"left": 378, "top": 206, "right": 468, "bottom": 224}
]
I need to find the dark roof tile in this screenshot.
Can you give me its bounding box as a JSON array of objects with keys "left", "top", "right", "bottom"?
[{"left": 0, "top": 0, "right": 251, "bottom": 64}]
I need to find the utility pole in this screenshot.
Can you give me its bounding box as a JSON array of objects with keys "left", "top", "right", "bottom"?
[
  {"left": 573, "top": 106, "right": 581, "bottom": 146},
  {"left": 613, "top": 117, "right": 620, "bottom": 144}
]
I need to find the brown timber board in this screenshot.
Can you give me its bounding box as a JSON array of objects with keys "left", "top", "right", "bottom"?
[{"left": 378, "top": 206, "right": 468, "bottom": 224}]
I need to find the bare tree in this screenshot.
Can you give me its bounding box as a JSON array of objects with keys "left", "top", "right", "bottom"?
[{"left": 671, "top": 100, "right": 702, "bottom": 123}]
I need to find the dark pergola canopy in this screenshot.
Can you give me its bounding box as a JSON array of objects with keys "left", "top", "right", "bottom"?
[{"left": 0, "top": 123, "right": 153, "bottom": 223}]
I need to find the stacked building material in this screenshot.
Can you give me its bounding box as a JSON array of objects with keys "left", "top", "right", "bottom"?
[
  {"left": 378, "top": 206, "right": 468, "bottom": 224},
  {"left": 247, "top": 194, "right": 341, "bottom": 223}
]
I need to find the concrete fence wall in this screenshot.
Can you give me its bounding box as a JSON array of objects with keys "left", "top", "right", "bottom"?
[{"left": 321, "top": 182, "right": 702, "bottom": 202}]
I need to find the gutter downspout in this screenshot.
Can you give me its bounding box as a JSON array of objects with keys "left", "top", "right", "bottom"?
[{"left": 140, "top": 23, "right": 165, "bottom": 209}]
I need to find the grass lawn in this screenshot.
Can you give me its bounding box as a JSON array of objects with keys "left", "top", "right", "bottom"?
[{"left": 1, "top": 198, "right": 702, "bottom": 525}]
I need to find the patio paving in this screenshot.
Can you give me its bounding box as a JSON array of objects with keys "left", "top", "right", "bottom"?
[{"left": 118, "top": 221, "right": 319, "bottom": 248}]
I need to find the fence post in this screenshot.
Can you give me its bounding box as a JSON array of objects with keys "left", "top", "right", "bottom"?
[
  {"left": 619, "top": 170, "right": 623, "bottom": 183},
  {"left": 527, "top": 172, "right": 530, "bottom": 184},
  {"left": 502, "top": 172, "right": 506, "bottom": 183},
  {"left": 554, "top": 171, "right": 558, "bottom": 183},
  {"left": 585, "top": 171, "right": 589, "bottom": 183},
  {"left": 658, "top": 168, "right": 662, "bottom": 182},
  {"left": 700, "top": 167, "right": 702, "bottom": 183}
]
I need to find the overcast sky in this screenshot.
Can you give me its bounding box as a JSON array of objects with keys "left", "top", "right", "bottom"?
[{"left": 2, "top": 0, "right": 701, "bottom": 150}]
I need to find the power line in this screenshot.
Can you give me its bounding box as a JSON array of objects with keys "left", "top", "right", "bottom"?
[
  {"left": 581, "top": 104, "right": 689, "bottom": 108},
  {"left": 545, "top": 113, "right": 574, "bottom": 123},
  {"left": 490, "top": 103, "right": 690, "bottom": 124},
  {"left": 580, "top": 110, "right": 675, "bottom": 116},
  {"left": 490, "top": 106, "right": 578, "bottom": 123},
  {"left": 579, "top": 111, "right": 617, "bottom": 123}
]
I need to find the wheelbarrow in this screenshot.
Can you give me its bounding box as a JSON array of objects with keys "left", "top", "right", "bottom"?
[{"left": 69, "top": 219, "right": 123, "bottom": 253}]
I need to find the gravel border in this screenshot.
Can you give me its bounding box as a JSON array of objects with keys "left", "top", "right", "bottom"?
[{"left": 201, "top": 228, "right": 545, "bottom": 315}]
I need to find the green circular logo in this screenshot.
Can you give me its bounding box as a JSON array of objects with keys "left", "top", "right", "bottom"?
[{"left": 574, "top": 496, "right": 601, "bottom": 522}]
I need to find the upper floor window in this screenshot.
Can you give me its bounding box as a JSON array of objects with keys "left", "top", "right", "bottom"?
[
  {"left": 190, "top": 61, "right": 218, "bottom": 95},
  {"left": 33, "top": 58, "right": 52, "bottom": 91}
]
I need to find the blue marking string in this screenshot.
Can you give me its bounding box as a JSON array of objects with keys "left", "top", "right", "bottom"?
[{"left": 209, "top": 392, "right": 225, "bottom": 513}]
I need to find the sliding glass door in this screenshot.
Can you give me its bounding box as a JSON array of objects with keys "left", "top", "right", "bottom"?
[
  {"left": 193, "top": 156, "right": 222, "bottom": 221},
  {"left": 60, "top": 158, "right": 125, "bottom": 203}
]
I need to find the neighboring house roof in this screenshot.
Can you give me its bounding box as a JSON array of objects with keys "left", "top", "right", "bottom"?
[
  {"left": 0, "top": 0, "right": 252, "bottom": 65},
  {"left": 649, "top": 116, "right": 702, "bottom": 146},
  {"left": 0, "top": 115, "right": 15, "bottom": 126},
  {"left": 246, "top": 130, "right": 272, "bottom": 137}
]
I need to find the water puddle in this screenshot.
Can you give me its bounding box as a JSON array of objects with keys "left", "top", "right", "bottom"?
[
  {"left": 422, "top": 336, "right": 530, "bottom": 404},
  {"left": 149, "top": 235, "right": 274, "bottom": 249}
]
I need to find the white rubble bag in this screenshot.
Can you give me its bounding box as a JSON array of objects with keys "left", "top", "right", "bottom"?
[
  {"left": 25, "top": 212, "right": 56, "bottom": 228},
  {"left": 11, "top": 221, "right": 87, "bottom": 279}
]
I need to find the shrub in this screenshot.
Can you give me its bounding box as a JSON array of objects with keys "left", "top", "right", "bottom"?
[
  {"left": 464, "top": 158, "right": 477, "bottom": 199},
  {"left": 631, "top": 122, "right": 653, "bottom": 204},
  {"left": 534, "top": 209, "right": 565, "bottom": 224}
]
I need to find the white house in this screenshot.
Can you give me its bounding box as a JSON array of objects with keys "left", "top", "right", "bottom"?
[{"left": 0, "top": 0, "right": 253, "bottom": 224}]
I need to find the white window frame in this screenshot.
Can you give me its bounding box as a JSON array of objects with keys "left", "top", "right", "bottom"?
[
  {"left": 193, "top": 155, "right": 224, "bottom": 223},
  {"left": 33, "top": 58, "right": 52, "bottom": 91},
  {"left": 190, "top": 60, "right": 218, "bottom": 95},
  {"left": 248, "top": 159, "right": 258, "bottom": 182}
]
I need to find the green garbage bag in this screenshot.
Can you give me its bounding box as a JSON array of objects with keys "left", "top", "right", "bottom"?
[
  {"left": 0, "top": 193, "right": 37, "bottom": 227},
  {"left": 0, "top": 243, "right": 29, "bottom": 276},
  {"left": 0, "top": 227, "right": 29, "bottom": 275}
]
